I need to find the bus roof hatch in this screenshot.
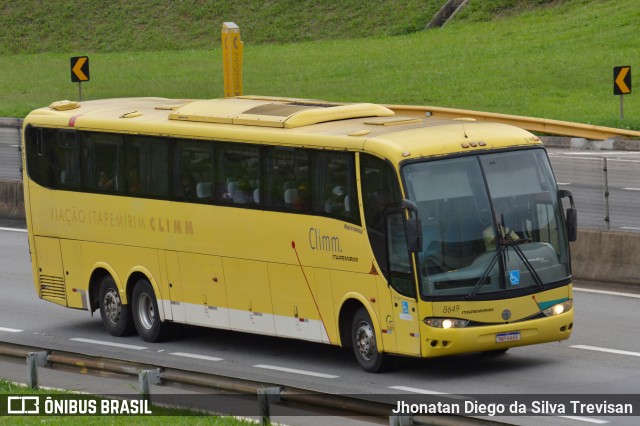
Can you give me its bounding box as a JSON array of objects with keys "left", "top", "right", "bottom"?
[{"left": 169, "top": 98, "right": 394, "bottom": 128}]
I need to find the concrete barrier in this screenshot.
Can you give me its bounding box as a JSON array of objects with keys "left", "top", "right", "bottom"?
[{"left": 571, "top": 228, "right": 640, "bottom": 286}]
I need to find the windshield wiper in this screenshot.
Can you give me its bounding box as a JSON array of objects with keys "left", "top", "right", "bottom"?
[
  {"left": 466, "top": 237, "right": 543, "bottom": 299},
  {"left": 509, "top": 239, "right": 545, "bottom": 290},
  {"left": 466, "top": 246, "right": 502, "bottom": 299}
]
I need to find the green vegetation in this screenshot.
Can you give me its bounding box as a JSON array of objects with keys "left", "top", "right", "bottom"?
[
  {"left": 0, "top": 380, "right": 255, "bottom": 424},
  {"left": 0, "top": 0, "right": 442, "bottom": 53},
  {"left": 0, "top": 0, "right": 638, "bottom": 129}
]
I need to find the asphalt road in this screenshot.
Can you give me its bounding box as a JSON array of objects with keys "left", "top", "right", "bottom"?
[{"left": 0, "top": 226, "right": 639, "bottom": 425}]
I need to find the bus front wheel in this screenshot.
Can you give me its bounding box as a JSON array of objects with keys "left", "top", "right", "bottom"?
[
  {"left": 131, "top": 279, "right": 168, "bottom": 342},
  {"left": 351, "top": 307, "right": 391, "bottom": 373},
  {"left": 98, "top": 276, "right": 134, "bottom": 336}
]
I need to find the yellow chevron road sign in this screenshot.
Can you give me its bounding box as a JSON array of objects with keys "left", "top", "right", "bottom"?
[
  {"left": 71, "top": 56, "right": 90, "bottom": 82},
  {"left": 614, "top": 66, "right": 631, "bottom": 95}
]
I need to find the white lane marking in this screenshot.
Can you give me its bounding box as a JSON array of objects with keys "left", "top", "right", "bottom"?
[
  {"left": 572, "top": 345, "right": 640, "bottom": 358},
  {"left": 0, "top": 327, "right": 23, "bottom": 333},
  {"left": 560, "top": 415, "right": 609, "bottom": 424},
  {"left": 389, "top": 386, "right": 446, "bottom": 395},
  {"left": 0, "top": 227, "right": 27, "bottom": 233},
  {"left": 557, "top": 182, "right": 572, "bottom": 186},
  {"left": 169, "top": 352, "right": 223, "bottom": 362},
  {"left": 621, "top": 227, "right": 640, "bottom": 231},
  {"left": 389, "top": 386, "right": 470, "bottom": 401},
  {"left": 253, "top": 364, "right": 338, "bottom": 379},
  {"left": 70, "top": 337, "right": 147, "bottom": 350},
  {"left": 622, "top": 187, "right": 640, "bottom": 191},
  {"left": 573, "top": 287, "right": 640, "bottom": 299}
]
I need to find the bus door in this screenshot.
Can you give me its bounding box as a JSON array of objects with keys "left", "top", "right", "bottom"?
[{"left": 384, "top": 210, "right": 421, "bottom": 356}]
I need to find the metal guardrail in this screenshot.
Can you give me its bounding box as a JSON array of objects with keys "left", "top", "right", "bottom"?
[
  {"left": 0, "top": 341, "right": 499, "bottom": 425},
  {"left": 239, "top": 96, "right": 640, "bottom": 141},
  {"left": 0, "top": 118, "right": 22, "bottom": 181},
  {"left": 383, "top": 104, "right": 640, "bottom": 141}
]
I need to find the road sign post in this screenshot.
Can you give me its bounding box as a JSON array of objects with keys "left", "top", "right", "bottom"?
[
  {"left": 222, "top": 22, "right": 243, "bottom": 97},
  {"left": 70, "top": 56, "right": 90, "bottom": 101},
  {"left": 613, "top": 66, "right": 631, "bottom": 120}
]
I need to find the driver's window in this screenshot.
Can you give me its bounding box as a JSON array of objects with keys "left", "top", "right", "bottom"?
[
  {"left": 360, "top": 154, "right": 402, "bottom": 279},
  {"left": 386, "top": 211, "right": 415, "bottom": 297},
  {"left": 360, "top": 154, "right": 401, "bottom": 233},
  {"left": 537, "top": 203, "right": 559, "bottom": 249}
]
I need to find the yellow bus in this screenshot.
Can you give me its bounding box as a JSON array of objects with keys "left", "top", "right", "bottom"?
[{"left": 22, "top": 96, "right": 577, "bottom": 372}]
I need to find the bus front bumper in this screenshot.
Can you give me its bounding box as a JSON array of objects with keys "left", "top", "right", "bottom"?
[{"left": 419, "top": 309, "right": 574, "bottom": 358}]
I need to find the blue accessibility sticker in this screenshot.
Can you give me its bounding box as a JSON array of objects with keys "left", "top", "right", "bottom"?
[
  {"left": 401, "top": 301, "right": 409, "bottom": 314},
  {"left": 509, "top": 270, "right": 520, "bottom": 285}
]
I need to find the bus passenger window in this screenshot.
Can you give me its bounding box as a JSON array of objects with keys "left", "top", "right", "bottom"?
[
  {"left": 220, "top": 145, "right": 260, "bottom": 206},
  {"left": 83, "top": 133, "right": 123, "bottom": 193},
  {"left": 54, "top": 131, "right": 81, "bottom": 189},
  {"left": 173, "top": 140, "right": 213, "bottom": 202},
  {"left": 264, "top": 147, "right": 310, "bottom": 212},
  {"left": 312, "top": 151, "right": 358, "bottom": 222},
  {"left": 25, "top": 127, "right": 55, "bottom": 188},
  {"left": 126, "top": 136, "right": 169, "bottom": 197}
]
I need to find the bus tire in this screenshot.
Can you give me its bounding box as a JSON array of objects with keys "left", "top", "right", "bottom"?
[
  {"left": 131, "top": 279, "right": 168, "bottom": 342},
  {"left": 98, "top": 275, "right": 135, "bottom": 336},
  {"left": 351, "top": 307, "right": 391, "bottom": 373}
]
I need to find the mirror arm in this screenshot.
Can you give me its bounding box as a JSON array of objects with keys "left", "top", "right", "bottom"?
[{"left": 558, "top": 189, "right": 575, "bottom": 208}]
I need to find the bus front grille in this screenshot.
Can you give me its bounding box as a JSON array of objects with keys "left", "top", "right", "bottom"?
[{"left": 39, "top": 275, "right": 66, "bottom": 304}]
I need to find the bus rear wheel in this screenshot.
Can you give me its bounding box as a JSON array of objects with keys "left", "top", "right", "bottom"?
[
  {"left": 98, "top": 275, "right": 134, "bottom": 336},
  {"left": 131, "top": 279, "right": 168, "bottom": 342},
  {"left": 351, "top": 307, "right": 391, "bottom": 373}
]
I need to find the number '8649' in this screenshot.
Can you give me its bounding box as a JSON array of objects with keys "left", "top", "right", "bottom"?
[{"left": 442, "top": 305, "right": 460, "bottom": 314}]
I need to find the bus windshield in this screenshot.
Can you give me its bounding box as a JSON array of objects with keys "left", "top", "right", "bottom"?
[{"left": 403, "top": 149, "right": 570, "bottom": 299}]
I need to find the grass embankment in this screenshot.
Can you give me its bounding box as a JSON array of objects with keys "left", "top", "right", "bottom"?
[
  {"left": 0, "top": 0, "right": 638, "bottom": 128},
  {"left": 0, "top": 379, "right": 254, "bottom": 425}
]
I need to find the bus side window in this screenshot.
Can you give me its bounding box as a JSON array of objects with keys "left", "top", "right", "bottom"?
[
  {"left": 173, "top": 140, "right": 213, "bottom": 201},
  {"left": 25, "top": 126, "right": 54, "bottom": 188},
  {"left": 360, "top": 154, "right": 402, "bottom": 278},
  {"left": 385, "top": 210, "right": 415, "bottom": 297},
  {"left": 54, "top": 131, "right": 81, "bottom": 189},
  {"left": 264, "top": 147, "right": 310, "bottom": 211},
  {"left": 312, "top": 151, "right": 359, "bottom": 223},
  {"left": 360, "top": 154, "right": 401, "bottom": 233},
  {"left": 219, "top": 145, "right": 260, "bottom": 206},
  {"left": 126, "top": 136, "right": 169, "bottom": 197},
  {"left": 83, "top": 132, "right": 124, "bottom": 193}
]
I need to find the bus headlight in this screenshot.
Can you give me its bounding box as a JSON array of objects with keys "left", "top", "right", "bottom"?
[
  {"left": 424, "top": 318, "right": 469, "bottom": 328},
  {"left": 542, "top": 300, "right": 573, "bottom": 317}
]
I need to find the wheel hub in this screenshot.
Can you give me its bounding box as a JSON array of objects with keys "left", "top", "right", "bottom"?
[
  {"left": 355, "top": 321, "right": 375, "bottom": 361},
  {"left": 137, "top": 293, "right": 154, "bottom": 330},
  {"left": 103, "top": 289, "right": 121, "bottom": 324}
]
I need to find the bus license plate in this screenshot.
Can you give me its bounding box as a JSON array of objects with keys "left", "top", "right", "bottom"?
[{"left": 496, "top": 331, "right": 520, "bottom": 343}]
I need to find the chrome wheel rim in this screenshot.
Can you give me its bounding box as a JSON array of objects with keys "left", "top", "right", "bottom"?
[
  {"left": 137, "top": 293, "right": 154, "bottom": 330},
  {"left": 355, "top": 320, "right": 375, "bottom": 361},
  {"left": 103, "top": 289, "right": 121, "bottom": 324}
]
